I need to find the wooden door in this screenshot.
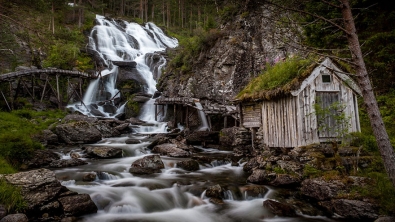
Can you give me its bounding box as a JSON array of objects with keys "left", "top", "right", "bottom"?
[{"left": 316, "top": 92, "right": 341, "bottom": 139}]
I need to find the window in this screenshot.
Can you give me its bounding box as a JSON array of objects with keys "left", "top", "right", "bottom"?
[{"left": 322, "top": 74, "right": 331, "bottom": 83}]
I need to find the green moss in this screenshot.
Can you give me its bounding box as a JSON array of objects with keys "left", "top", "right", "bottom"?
[
  {"left": 237, "top": 56, "right": 316, "bottom": 101},
  {"left": 303, "top": 164, "right": 322, "bottom": 178}
]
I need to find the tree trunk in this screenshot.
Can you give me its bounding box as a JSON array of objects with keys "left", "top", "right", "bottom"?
[{"left": 340, "top": 0, "right": 395, "bottom": 188}]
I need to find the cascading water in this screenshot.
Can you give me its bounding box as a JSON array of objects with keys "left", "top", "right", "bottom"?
[{"left": 67, "top": 15, "right": 178, "bottom": 120}]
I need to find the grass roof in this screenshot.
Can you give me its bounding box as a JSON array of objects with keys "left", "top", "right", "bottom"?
[{"left": 236, "top": 56, "right": 317, "bottom": 102}]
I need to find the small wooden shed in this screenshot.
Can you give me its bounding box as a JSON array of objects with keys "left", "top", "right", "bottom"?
[{"left": 238, "top": 58, "right": 361, "bottom": 148}]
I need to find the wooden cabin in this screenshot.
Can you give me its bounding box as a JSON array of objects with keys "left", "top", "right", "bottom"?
[{"left": 238, "top": 58, "right": 361, "bottom": 148}]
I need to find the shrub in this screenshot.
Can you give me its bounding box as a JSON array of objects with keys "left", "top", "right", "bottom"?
[{"left": 0, "top": 179, "right": 27, "bottom": 212}]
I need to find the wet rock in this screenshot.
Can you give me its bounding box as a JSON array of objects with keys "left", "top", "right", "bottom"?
[
  {"left": 176, "top": 160, "right": 200, "bottom": 171},
  {"left": 50, "top": 159, "right": 88, "bottom": 168},
  {"left": 85, "top": 146, "right": 123, "bottom": 159},
  {"left": 89, "top": 108, "right": 106, "bottom": 117},
  {"left": 263, "top": 199, "right": 296, "bottom": 217},
  {"left": 205, "top": 184, "right": 224, "bottom": 199},
  {"left": 276, "top": 160, "right": 303, "bottom": 176},
  {"left": 82, "top": 172, "right": 97, "bottom": 182},
  {"left": 375, "top": 217, "right": 395, "bottom": 222},
  {"left": 243, "top": 156, "right": 267, "bottom": 172},
  {"left": 129, "top": 155, "right": 165, "bottom": 174},
  {"left": 0, "top": 214, "right": 28, "bottom": 222},
  {"left": 147, "top": 136, "right": 169, "bottom": 149},
  {"left": 102, "top": 104, "right": 117, "bottom": 114},
  {"left": 125, "top": 138, "right": 140, "bottom": 144},
  {"left": 247, "top": 169, "right": 274, "bottom": 184},
  {"left": 56, "top": 121, "right": 102, "bottom": 144},
  {"left": 114, "top": 123, "right": 130, "bottom": 132},
  {"left": 270, "top": 174, "right": 302, "bottom": 187},
  {"left": 152, "top": 143, "right": 191, "bottom": 157},
  {"left": 152, "top": 91, "right": 162, "bottom": 99},
  {"left": 112, "top": 60, "right": 137, "bottom": 68},
  {"left": 209, "top": 198, "right": 224, "bottom": 205},
  {"left": 58, "top": 194, "right": 98, "bottom": 217},
  {"left": 70, "top": 151, "right": 80, "bottom": 159},
  {"left": 186, "top": 131, "right": 220, "bottom": 146},
  {"left": 301, "top": 178, "right": 345, "bottom": 201},
  {"left": 94, "top": 121, "right": 121, "bottom": 138},
  {"left": 60, "top": 217, "right": 78, "bottom": 222},
  {"left": 0, "top": 205, "right": 6, "bottom": 220},
  {"left": 239, "top": 185, "right": 268, "bottom": 199},
  {"left": 41, "top": 129, "right": 59, "bottom": 145},
  {"left": 319, "top": 199, "right": 378, "bottom": 220},
  {"left": 22, "top": 150, "right": 60, "bottom": 169}
]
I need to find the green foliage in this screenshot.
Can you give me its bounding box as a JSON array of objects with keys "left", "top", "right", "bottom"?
[
  {"left": 0, "top": 179, "right": 27, "bottom": 213},
  {"left": 237, "top": 57, "right": 314, "bottom": 98},
  {"left": 273, "top": 166, "right": 286, "bottom": 174},
  {"left": 303, "top": 164, "right": 322, "bottom": 178},
  {"left": 42, "top": 41, "right": 80, "bottom": 69},
  {"left": 0, "top": 158, "right": 17, "bottom": 174},
  {"left": 0, "top": 109, "right": 65, "bottom": 168}
]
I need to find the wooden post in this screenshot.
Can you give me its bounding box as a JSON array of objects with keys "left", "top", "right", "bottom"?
[
  {"left": 155, "top": 104, "right": 158, "bottom": 121},
  {"left": 251, "top": 127, "right": 257, "bottom": 149},
  {"left": 173, "top": 104, "right": 177, "bottom": 128},
  {"left": 41, "top": 76, "right": 48, "bottom": 102},
  {"left": 1, "top": 90, "right": 11, "bottom": 111},
  {"left": 56, "top": 74, "right": 61, "bottom": 109},
  {"left": 239, "top": 103, "right": 243, "bottom": 127},
  {"left": 31, "top": 75, "right": 35, "bottom": 100},
  {"left": 9, "top": 82, "right": 14, "bottom": 110},
  {"left": 224, "top": 116, "right": 228, "bottom": 128},
  {"left": 207, "top": 115, "right": 212, "bottom": 131}
]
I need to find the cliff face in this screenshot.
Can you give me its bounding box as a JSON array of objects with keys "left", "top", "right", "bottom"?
[{"left": 159, "top": 3, "right": 298, "bottom": 103}]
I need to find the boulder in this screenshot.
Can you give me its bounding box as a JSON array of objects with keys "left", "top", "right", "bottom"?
[
  {"left": 114, "top": 123, "right": 130, "bottom": 132},
  {"left": 0, "top": 214, "right": 28, "bottom": 222},
  {"left": 82, "top": 172, "right": 97, "bottom": 182},
  {"left": 147, "top": 136, "right": 169, "bottom": 149},
  {"left": 49, "top": 159, "right": 88, "bottom": 168},
  {"left": 205, "top": 184, "right": 224, "bottom": 199},
  {"left": 94, "top": 121, "right": 121, "bottom": 138},
  {"left": 125, "top": 138, "right": 140, "bottom": 144},
  {"left": 56, "top": 121, "right": 102, "bottom": 144},
  {"left": 263, "top": 199, "right": 296, "bottom": 217},
  {"left": 375, "top": 217, "right": 395, "bottom": 222},
  {"left": 301, "top": 178, "right": 345, "bottom": 201},
  {"left": 22, "top": 150, "right": 60, "bottom": 169},
  {"left": 186, "top": 131, "right": 219, "bottom": 145},
  {"left": 270, "top": 174, "right": 302, "bottom": 187},
  {"left": 319, "top": 199, "right": 378, "bottom": 220},
  {"left": 41, "top": 129, "right": 59, "bottom": 145},
  {"left": 176, "top": 160, "right": 200, "bottom": 171},
  {"left": 85, "top": 146, "right": 123, "bottom": 158},
  {"left": 62, "top": 114, "right": 97, "bottom": 124},
  {"left": 58, "top": 194, "right": 98, "bottom": 217},
  {"left": 243, "top": 156, "right": 267, "bottom": 173},
  {"left": 152, "top": 143, "right": 190, "bottom": 157},
  {"left": 239, "top": 185, "right": 268, "bottom": 199},
  {"left": 126, "top": 117, "right": 146, "bottom": 125},
  {"left": 129, "top": 155, "right": 165, "bottom": 174}
]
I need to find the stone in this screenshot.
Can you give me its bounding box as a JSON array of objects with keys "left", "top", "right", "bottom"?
[
  {"left": 126, "top": 117, "right": 146, "bottom": 125},
  {"left": 270, "top": 174, "right": 302, "bottom": 187},
  {"left": 205, "top": 184, "right": 224, "bottom": 199},
  {"left": 152, "top": 143, "right": 190, "bottom": 157},
  {"left": 55, "top": 121, "right": 102, "bottom": 144},
  {"left": 22, "top": 150, "right": 60, "bottom": 169},
  {"left": 114, "top": 123, "right": 130, "bottom": 132},
  {"left": 247, "top": 169, "right": 274, "bottom": 184},
  {"left": 58, "top": 194, "right": 98, "bottom": 217},
  {"left": 129, "top": 155, "right": 165, "bottom": 174},
  {"left": 186, "top": 131, "right": 220, "bottom": 145},
  {"left": 49, "top": 159, "right": 88, "bottom": 168},
  {"left": 85, "top": 146, "right": 123, "bottom": 158},
  {"left": 94, "top": 121, "right": 121, "bottom": 138},
  {"left": 70, "top": 151, "right": 80, "bottom": 159},
  {"left": 239, "top": 185, "right": 268, "bottom": 199},
  {"left": 41, "top": 129, "right": 59, "bottom": 145},
  {"left": 82, "top": 172, "right": 97, "bottom": 182},
  {"left": 301, "top": 178, "right": 345, "bottom": 201},
  {"left": 62, "top": 114, "right": 98, "bottom": 124},
  {"left": 375, "top": 217, "right": 395, "bottom": 222},
  {"left": 243, "top": 156, "right": 267, "bottom": 172},
  {"left": 263, "top": 200, "right": 296, "bottom": 217},
  {"left": 147, "top": 136, "right": 169, "bottom": 149},
  {"left": 0, "top": 214, "right": 28, "bottom": 222},
  {"left": 176, "top": 160, "right": 200, "bottom": 171},
  {"left": 125, "top": 138, "right": 140, "bottom": 144},
  {"left": 319, "top": 199, "right": 378, "bottom": 220}
]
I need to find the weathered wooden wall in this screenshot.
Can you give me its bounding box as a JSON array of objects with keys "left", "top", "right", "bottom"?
[{"left": 242, "top": 103, "right": 261, "bottom": 128}]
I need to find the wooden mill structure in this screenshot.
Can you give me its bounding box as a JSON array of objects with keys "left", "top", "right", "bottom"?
[
  {"left": 154, "top": 97, "right": 239, "bottom": 130},
  {"left": 0, "top": 68, "right": 96, "bottom": 110}
]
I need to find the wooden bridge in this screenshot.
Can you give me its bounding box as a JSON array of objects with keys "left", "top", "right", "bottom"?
[
  {"left": 154, "top": 96, "right": 240, "bottom": 130},
  {"left": 0, "top": 68, "right": 96, "bottom": 110}
]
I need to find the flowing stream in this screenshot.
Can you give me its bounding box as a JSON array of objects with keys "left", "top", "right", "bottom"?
[{"left": 57, "top": 16, "right": 337, "bottom": 222}]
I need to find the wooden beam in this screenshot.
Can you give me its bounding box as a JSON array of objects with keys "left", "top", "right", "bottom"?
[
  {"left": 56, "top": 74, "right": 61, "bottom": 109},
  {"left": 41, "top": 76, "right": 48, "bottom": 102},
  {"left": 251, "top": 127, "right": 257, "bottom": 149},
  {"left": 186, "top": 106, "right": 189, "bottom": 128},
  {"left": 155, "top": 104, "right": 158, "bottom": 121},
  {"left": 1, "top": 90, "right": 11, "bottom": 111}
]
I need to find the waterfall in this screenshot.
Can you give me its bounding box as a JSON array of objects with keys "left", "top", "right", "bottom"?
[
  {"left": 67, "top": 15, "right": 178, "bottom": 119},
  {"left": 194, "top": 102, "right": 209, "bottom": 131}
]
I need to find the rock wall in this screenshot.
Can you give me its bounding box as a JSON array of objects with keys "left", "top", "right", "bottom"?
[{"left": 159, "top": 3, "right": 298, "bottom": 102}]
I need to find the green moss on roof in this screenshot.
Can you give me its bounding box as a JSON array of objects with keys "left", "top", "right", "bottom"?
[{"left": 236, "top": 56, "right": 317, "bottom": 102}]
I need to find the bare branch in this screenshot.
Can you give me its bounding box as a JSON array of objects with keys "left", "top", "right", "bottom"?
[
  {"left": 320, "top": 0, "right": 341, "bottom": 9},
  {"left": 0, "top": 49, "right": 14, "bottom": 54}
]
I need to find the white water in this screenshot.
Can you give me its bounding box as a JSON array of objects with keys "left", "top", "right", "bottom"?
[
  {"left": 195, "top": 102, "right": 210, "bottom": 131},
  {"left": 67, "top": 15, "right": 178, "bottom": 119}
]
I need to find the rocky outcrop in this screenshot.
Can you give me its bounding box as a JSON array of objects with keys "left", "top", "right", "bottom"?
[
  {"left": 301, "top": 178, "right": 345, "bottom": 201},
  {"left": 129, "top": 155, "right": 165, "bottom": 174},
  {"left": 0, "top": 214, "right": 28, "bottom": 222},
  {"left": 263, "top": 200, "right": 296, "bottom": 217},
  {"left": 205, "top": 184, "right": 225, "bottom": 205},
  {"left": 0, "top": 206, "right": 7, "bottom": 220},
  {"left": 84, "top": 146, "right": 123, "bottom": 159},
  {"left": 55, "top": 121, "right": 102, "bottom": 144},
  {"left": 2, "top": 169, "right": 97, "bottom": 220}
]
